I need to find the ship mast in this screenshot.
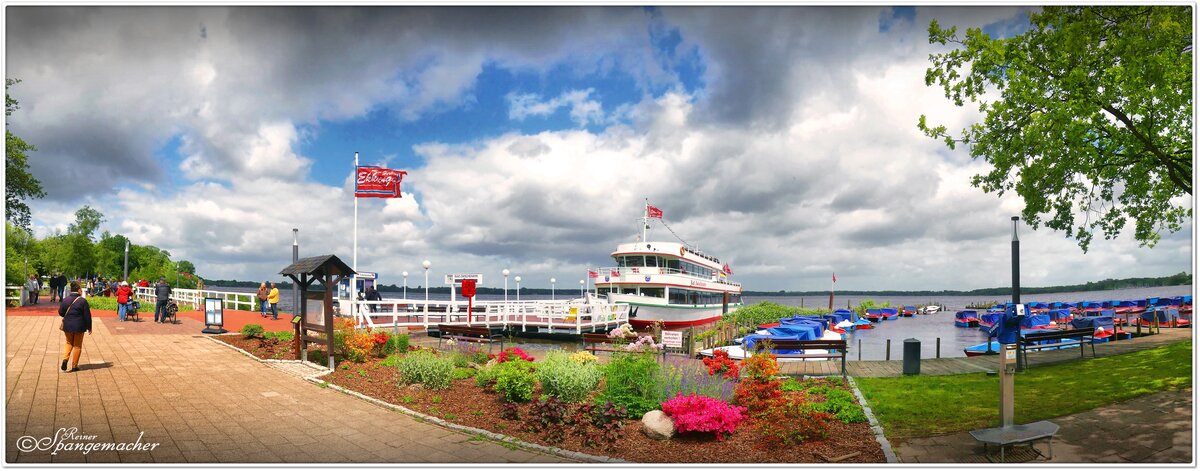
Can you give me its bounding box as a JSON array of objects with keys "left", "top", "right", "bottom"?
[{"left": 641, "top": 198, "right": 650, "bottom": 243}]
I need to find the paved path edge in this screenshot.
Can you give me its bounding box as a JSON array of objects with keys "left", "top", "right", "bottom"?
[
  {"left": 203, "top": 335, "right": 334, "bottom": 373},
  {"left": 846, "top": 376, "right": 898, "bottom": 463},
  {"left": 205, "top": 336, "right": 622, "bottom": 464}
]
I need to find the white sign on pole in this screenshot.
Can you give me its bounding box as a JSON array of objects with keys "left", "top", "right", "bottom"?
[
  {"left": 661, "top": 330, "right": 683, "bottom": 349},
  {"left": 444, "top": 273, "right": 483, "bottom": 284}
]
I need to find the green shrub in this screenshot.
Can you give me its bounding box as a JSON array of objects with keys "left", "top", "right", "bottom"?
[
  {"left": 596, "top": 351, "right": 662, "bottom": 417},
  {"left": 85, "top": 296, "right": 155, "bottom": 312},
  {"left": 263, "top": 330, "right": 294, "bottom": 342},
  {"left": 452, "top": 367, "right": 477, "bottom": 380},
  {"left": 451, "top": 352, "right": 471, "bottom": 369},
  {"left": 494, "top": 360, "right": 537, "bottom": 403},
  {"left": 397, "top": 350, "right": 455, "bottom": 390},
  {"left": 240, "top": 324, "right": 265, "bottom": 339},
  {"left": 384, "top": 333, "right": 409, "bottom": 355},
  {"left": 379, "top": 354, "right": 404, "bottom": 368},
  {"left": 537, "top": 351, "right": 602, "bottom": 403},
  {"left": 812, "top": 389, "right": 867, "bottom": 423},
  {"left": 475, "top": 364, "right": 498, "bottom": 388}
]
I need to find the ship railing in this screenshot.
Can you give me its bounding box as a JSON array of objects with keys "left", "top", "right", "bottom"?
[{"left": 599, "top": 266, "right": 741, "bottom": 286}]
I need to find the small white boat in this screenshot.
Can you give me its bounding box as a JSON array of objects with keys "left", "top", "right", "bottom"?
[{"left": 923, "top": 305, "right": 941, "bottom": 314}]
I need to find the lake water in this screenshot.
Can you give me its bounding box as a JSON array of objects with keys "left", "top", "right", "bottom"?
[{"left": 214, "top": 284, "right": 1193, "bottom": 361}]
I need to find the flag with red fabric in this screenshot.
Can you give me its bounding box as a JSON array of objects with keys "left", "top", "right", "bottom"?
[
  {"left": 647, "top": 205, "right": 663, "bottom": 218},
  {"left": 610, "top": 270, "right": 620, "bottom": 277},
  {"left": 723, "top": 263, "right": 733, "bottom": 275},
  {"left": 355, "top": 166, "right": 407, "bottom": 198},
  {"left": 833, "top": 273, "right": 837, "bottom": 283},
  {"left": 588, "top": 270, "right": 599, "bottom": 279}
]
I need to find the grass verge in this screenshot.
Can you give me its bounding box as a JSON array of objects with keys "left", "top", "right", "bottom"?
[{"left": 855, "top": 340, "right": 1192, "bottom": 439}]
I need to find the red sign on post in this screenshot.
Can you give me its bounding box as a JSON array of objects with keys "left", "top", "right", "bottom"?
[
  {"left": 460, "top": 279, "right": 477, "bottom": 298},
  {"left": 355, "top": 166, "right": 407, "bottom": 198}
]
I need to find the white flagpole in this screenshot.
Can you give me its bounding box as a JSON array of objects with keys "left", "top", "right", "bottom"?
[{"left": 353, "top": 151, "right": 359, "bottom": 322}]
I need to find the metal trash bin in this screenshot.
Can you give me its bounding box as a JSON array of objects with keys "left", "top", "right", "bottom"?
[{"left": 902, "top": 338, "right": 921, "bottom": 375}]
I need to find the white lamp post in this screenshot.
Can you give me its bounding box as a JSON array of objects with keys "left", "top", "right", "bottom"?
[
  {"left": 402, "top": 271, "right": 409, "bottom": 300},
  {"left": 422, "top": 260, "right": 431, "bottom": 304},
  {"left": 550, "top": 278, "right": 556, "bottom": 300},
  {"left": 503, "top": 268, "right": 510, "bottom": 303},
  {"left": 580, "top": 279, "right": 585, "bottom": 297},
  {"left": 514, "top": 276, "right": 521, "bottom": 302}
]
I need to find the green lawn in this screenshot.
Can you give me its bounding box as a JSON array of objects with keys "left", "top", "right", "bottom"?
[{"left": 855, "top": 340, "right": 1192, "bottom": 439}]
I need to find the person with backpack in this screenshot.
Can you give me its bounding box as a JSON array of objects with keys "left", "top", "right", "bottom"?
[
  {"left": 256, "top": 282, "right": 270, "bottom": 318},
  {"left": 154, "top": 277, "right": 173, "bottom": 323},
  {"left": 59, "top": 280, "right": 92, "bottom": 373},
  {"left": 116, "top": 281, "right": 133, "bottom": 321}
]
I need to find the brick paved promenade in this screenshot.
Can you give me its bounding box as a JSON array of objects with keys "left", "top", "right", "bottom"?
[{"left": 5, "top": 316, "right": 567, "bottom": 464}]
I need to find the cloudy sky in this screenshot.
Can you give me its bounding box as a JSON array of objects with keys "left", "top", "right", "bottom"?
[{"left": 5, "top": 6, "right": 1192, "bottom": 291}]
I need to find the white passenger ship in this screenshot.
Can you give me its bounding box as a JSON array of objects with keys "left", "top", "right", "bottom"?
[{"left": 595, "top": 204, "right": 743, "bottom": 328}]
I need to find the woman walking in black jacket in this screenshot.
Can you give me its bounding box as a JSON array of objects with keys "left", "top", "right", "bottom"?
[{"left": 59, "top": 281, "right": 92, "bottom": 373}]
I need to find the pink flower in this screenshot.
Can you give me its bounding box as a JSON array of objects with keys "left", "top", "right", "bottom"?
[{"left": 661, "top": 393, "right": 746, "bottom": 440}]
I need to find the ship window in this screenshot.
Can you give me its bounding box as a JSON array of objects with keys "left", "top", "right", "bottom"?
[
  {"left": 597, "top": 287, "right": 611, "bottom": 295},
  {"left": 646, "top": 257, "right": 658, "bottom": 267},
  {"left": 616, "top": 257, "right": 626, "bottom": 267},
  {"left": 622, "top": 287, "right": 637, "bottom": 295},
  {"left": 640, "top": 287, "right": 664, "bottom": 298},
  {"left": 666, "top": 259, "right": 680, "bottom": 271},
  {"left": 627, "top": 256, "right": 644, "bottom": 267}
]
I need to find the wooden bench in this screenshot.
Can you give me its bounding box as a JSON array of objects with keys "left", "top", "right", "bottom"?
[
  {"left": 437, "top": 324, "right": 504, "bottom": 353},
  {"left": 581, "top": 333, "right": 666, "bottom": 360},
  {"left": 751, "top": 339, "right": 848, "bottom": 377},
  {"left": 1018, "top": 328, "right": 1095, "bottom": 369}
]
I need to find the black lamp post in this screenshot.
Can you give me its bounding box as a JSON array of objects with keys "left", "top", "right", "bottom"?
[{"left": 1011, "top": 216, "right": 1020, "bottom": 305}]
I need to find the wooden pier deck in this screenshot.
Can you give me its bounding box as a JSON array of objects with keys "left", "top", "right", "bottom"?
[{"left": 779, "top": 328, "right": 1192, "bottom": 378}]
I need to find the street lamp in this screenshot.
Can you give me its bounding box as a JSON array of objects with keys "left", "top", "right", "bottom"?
[
  {"left": 503, "top": 269, "right": 510, "bottom": 303},
  {"left": 580, "top": 279, "right": 585, "bottom": 297},
  {"left": 402, "top": 271, "right": 409, "bottom": 300},
  {"left": 550, "top": 278, "right": 556, "bottom": 300},
  {"left": 422, "top": 260, "right": 431, "bottom": 303},
  {"left": 514, "top": 276, "right": 521, "bottom": 302}
]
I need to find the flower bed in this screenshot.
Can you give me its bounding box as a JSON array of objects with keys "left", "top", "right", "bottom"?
[{"left": 218, "top": 328, "right": 885, "bottom": 463}]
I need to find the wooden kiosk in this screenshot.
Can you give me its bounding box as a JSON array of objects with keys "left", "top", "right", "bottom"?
[{"left": 280, "top": 254, "right": 355, "bottom": 370}]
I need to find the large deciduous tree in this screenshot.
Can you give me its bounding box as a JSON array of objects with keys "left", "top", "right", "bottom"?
[
  {"left": 919, "top": 6, "right": 1192, "bottom": 251},
  {"left": 5, "top": 79, "right": 45, "bottom": 231}
]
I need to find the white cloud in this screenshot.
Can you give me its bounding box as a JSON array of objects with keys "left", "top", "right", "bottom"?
[
  {"left": 12, "top": 6, "right": 1191, "bottom": 291},
  {"left": 506, "top": 88, "right": 606, "bottom": 127}
]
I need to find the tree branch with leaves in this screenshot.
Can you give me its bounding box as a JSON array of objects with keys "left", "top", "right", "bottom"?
[{"left": 919, "top": 6, "right": 1192, "bottom": 251}]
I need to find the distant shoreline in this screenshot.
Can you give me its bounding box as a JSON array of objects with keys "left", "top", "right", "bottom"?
[{"left": 207, "top": 273, "right": 1191, "bottom": 297}]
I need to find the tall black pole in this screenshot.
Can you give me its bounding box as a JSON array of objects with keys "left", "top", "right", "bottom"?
[
  {"left": 122, "top": 240, "right": 130, "bottom": 281},
  {"left": 1011, "top": 216, "right": 1020, "bottom": 304},
  {"left": 292, "top": 228, "right": 299, "bottom": 316}
]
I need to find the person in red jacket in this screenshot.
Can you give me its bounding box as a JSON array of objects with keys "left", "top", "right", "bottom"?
[{"left": 116, "top": 281, "right": 134, "bottom": 321}]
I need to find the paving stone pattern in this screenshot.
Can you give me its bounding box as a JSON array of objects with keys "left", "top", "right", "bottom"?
[
  {"left": 895, "top": 388, "right": 1193, "bottom": 463},
  {"left": 5, "top": 316, "right": 567, "bottom": 464}
]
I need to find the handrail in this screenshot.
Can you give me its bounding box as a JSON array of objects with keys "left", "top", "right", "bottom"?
[
  {"left": 350, "top": 297, "right": 630, "bottom": 332},
  {"left": 134, "top": 286, "right": 255, "bottom": 311},
  {"left": 596, "top": 266, "right": 742, "bottom": 287}
]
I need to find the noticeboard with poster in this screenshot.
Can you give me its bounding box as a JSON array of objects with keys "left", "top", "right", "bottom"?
[
  {"left": 204, "top": 298, "right": 223, "bottom": 327},
  {"left": 304, "top": 291, "right": 326, "bottom": 327}
]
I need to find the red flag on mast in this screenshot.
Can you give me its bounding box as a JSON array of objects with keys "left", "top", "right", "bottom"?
[
  {"left": 833, "top": 273, "right": 837, "bottom": 283},
  {"left": 723, "top": 263, "right": 733, "bottom": 275},
  {"left": 588, "top": 270, "right": 599, "bottom": 279},
  {"left": 647, "top": 205, "right": 663, "bottom": 218}
]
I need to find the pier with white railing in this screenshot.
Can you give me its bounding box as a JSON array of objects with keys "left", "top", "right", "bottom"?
[
  {"left": 347, "top": 295, "right": 630, "bottom": 335},
  {"left": 133, "top": 286, "right": 255, "bottom": 311}
]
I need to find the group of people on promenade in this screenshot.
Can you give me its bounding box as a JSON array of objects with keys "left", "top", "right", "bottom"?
[{"left": 256, "top": 282, "right": 281, "bottom": 320}]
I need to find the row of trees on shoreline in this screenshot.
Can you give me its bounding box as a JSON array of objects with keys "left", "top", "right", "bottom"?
[{"left": 5, "top": 206, "right": 200, "bottom": 289}]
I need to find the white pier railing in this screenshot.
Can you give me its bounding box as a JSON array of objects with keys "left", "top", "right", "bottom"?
[
  {"left": 134, "top": 286, "right": 255, "bottom": 311},
  {"left": 348, "top": 296, "right": 629, "bottom": 334}
]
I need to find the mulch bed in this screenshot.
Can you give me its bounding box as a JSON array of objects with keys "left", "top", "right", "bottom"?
[
  {"left": 212, "top": 336, "right": 885, "bottom": 463},
  {"left": 323, "top": 356, "right": 885, "bottom": 463},
  {"left": 215, "top": 335, "right": 305, "bottom": 361}
]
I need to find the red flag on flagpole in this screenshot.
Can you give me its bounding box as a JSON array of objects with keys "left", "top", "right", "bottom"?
[
  {"left": 610, "top": 270, "right": 620, "bottom": 277},
  {"left": 723, "top": 263, "right": 733, "bottom": 275},
  {"left": 355, "top": 166, "right": 407, "bottom": 198},
  {"left": 588, "top": 270, "right": 599, "bottom": 279},
  {"left": 647, "top": 205, "right": 663, "bottom": 218},
  {"left": 832, "top": 273, "right": 837, "bottom": 283}
]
